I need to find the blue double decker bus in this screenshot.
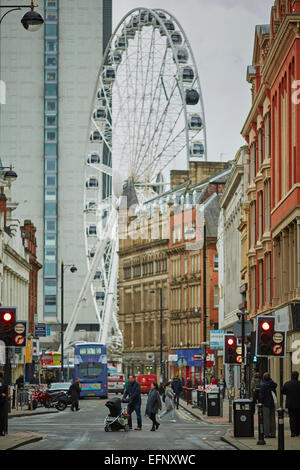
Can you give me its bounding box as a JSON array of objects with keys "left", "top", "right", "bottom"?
[{"left": 74, "top": 342, "right": 108, "bottom": 398}]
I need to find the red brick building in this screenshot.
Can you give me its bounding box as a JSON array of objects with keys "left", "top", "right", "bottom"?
[
  {"left": 21, "top": 220, "right": 42, "bottom": 336},
  {"left": 242, "top": 0, "right": 300, "bottom": 382}
]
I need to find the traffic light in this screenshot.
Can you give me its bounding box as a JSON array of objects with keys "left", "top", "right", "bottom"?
[
  {"left": 256, "top": 316, "right": 286, "bottom": 357},
  {"left": 224, "top": 334, "right": 241, "bottom": 364},
  {"left": 0, "top": 307, "right": 17, "bottom": 346}
]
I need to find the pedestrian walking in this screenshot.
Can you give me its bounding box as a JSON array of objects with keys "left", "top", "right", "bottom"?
[
  {"left": 171, "top": 376, "right": 183, "bottom": 410},
  {"left": 0, "top": 373, "right": 8, "bottom": 436},
  {"left": 159, "top": 381, "right": 176, "bottom": 422},
  {"left": 282, "top": 371, "right": 300, "bottom": 437},
  {"left": 16, "top": 374, "right": 25, "bottom": 406},
  {"left": 122, "top": 375, "right": 142, "bottom": 430},
  {"left": 30, "top": 374, "right": 39, "bottom": 385},
  {"left": 68, "top": 377, "right": 81, "bottom": 411},
  {"left": 258, "top": 372, "right": 277, "bottom": 438},
  {"left": 145, "top": 382, "right": 162, "bottom": 431},
  {"left": 251, "top": 372, "right": 262, "bottom": 404}
]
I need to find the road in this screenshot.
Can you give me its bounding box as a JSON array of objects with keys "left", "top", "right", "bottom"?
[{"left": 9, "top": 396, "right": 235, "bottom": 450}]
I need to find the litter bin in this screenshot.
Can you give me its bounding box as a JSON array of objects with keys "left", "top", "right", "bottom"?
[
  {"left": 233, "top": 399, "right": 255, "bottom": 437},
  {"left": 206, "top": 390, "right": 220, "bottom": 416}
]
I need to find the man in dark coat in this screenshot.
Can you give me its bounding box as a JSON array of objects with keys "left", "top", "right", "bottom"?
[
  {"left": 0, "top": 373, "right": 8, "bottom": 436},
  {"left": 122, "top": 375, "right": 142, "bottom": 430},
  {"left": 258, "top": 372, "right": 277, "bottom": 438},
  {"left": 68, "top": 377, "right": 81, "bottom": 411},
  {"left": 282, "top": 371, "right": 300, "bottom": 437},
  {"left": 171, "top": 376, "right": 183, "bottom": 410}
]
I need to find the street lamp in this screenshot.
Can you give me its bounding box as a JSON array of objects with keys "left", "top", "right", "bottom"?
[
  {"left": 61, "top": 261, "right": 77, "bottom": 381},
  {"left": 149, "top": 287, "right": 163, "bottom": 383},
  {"left": 0, "top": 1, "right": 44, "bottom": 29},
  {"left": 0, "top": 164, "right": 18, "bottom": 183}
]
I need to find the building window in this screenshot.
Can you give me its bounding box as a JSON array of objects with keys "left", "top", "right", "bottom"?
[
  {"left": 44, "top": 263, "right": 56, "bottom": 277},
  {"left": 123, "top": 267, "right": 131, "bottom": 280},
  {"left": 46, "top": 99, "right": 57, "bottom": 112},
  {"left": 259, "top": 259, "right": 264, "bottom": 308},
  {"left": 250, "top": 142, "right": 256, "bottom": 181},
  {"left": 213, "top": 253, "right": 219, "bottom": 270},
  {"left": 45, "top": 202, "right": 56, "bottom": 216},
  {"left": 264, "top": 112, "right": 271, "bottom": 159},
  {"left": 45, "top": 234, "right": 56, "bottom": 247},
  {"left": 45, "top": 174, "right": 56, "bottom": 187},
  {"left": 258, "top": 191, "right": 263, "bottom": 240},
  {"left": 45, "top": 115, "right": 57, "bottom": 127},
  {"left": 45, "top": 159, "right": 57, "bottom": 171},
  {"left": 133, "top": 265, "right": 141, "bottom": 278},
  {"left": 45, "top": 219, "right": 56, "bottom": 232},
  {"left": 45, "top": 39, "right": 57, "bottom": 52},
  {"left": 250, "top": 201, "right": 256, "bottom": 248},
  {"left": 45, "top": 55, "right": 57, "bottom": 67},
  {"left": 214, "top": 286, "right": 219, "bottom": 308},
  {"left": 258, "top": 128, "right": 263, "bottom": 168},
  {"left": 250, "top": 266, "right": 257, "bottom": 312}
]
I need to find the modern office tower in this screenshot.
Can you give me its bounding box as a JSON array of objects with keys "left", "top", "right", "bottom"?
[{"left": 0, "top": 0, "right": 112, "bottom": 346}]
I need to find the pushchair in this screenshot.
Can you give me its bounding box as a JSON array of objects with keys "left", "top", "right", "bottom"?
[{"left": 104, "top": 397, "right": 129, "bottom": 432}]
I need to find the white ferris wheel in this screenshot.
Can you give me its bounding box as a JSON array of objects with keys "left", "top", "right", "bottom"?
[{"left": 63, "top": 7, "right": 207, "bottom": 353}]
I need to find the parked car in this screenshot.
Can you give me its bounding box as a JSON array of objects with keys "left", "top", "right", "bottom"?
[
  {"left": 136, "top": 374, "right": 158, "bottom": 394},
  {"left": 108, "top": 374, "right": 125, "bottom": 394}
]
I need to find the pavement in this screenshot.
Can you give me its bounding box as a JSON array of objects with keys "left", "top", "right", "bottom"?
[
  {"left": 180, "top": 397, "right": 300, "bottom": 451},
  {"left": 0, "top": 407, "right": 58, "bottom": 450}
]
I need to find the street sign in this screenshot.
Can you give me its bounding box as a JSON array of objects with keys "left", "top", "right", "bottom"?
[
  {"left": 15, "top": 323, "right": 25, "bottom": 334},
  {"left": 34, "top": 325, "right": 47, "bottom": 337},
  {"left": 14, "top": 334, "right": 25, "bottom": 346},
  {"left": 210, "top": 330, "right": 225, "bottom": 349},
  {"left": 233, "top": 320, "right": 253, "bottom": 337},
  {"left": 272, "top": 344, "right": 283, "bottom": 356},
  {"left": 273, "top": 333, "right": 284, "bottom": 343}
]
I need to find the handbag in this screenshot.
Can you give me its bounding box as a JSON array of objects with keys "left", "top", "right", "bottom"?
[{"left": 271, "top": 390, "right": 277, "bottom": 407}]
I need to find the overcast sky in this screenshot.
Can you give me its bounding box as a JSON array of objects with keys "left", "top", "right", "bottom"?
[{"left": 112, "top": 0, "right": 275, "bottom": 163}]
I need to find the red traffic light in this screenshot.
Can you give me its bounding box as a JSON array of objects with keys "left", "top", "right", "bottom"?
[
  {"left": 3, "top": 312, "right": 12, "bottom": 322},
  {"left": 227, "top": 337, "right": 235, "bottom": 346},
  {"left": 261, "top": 321, "right": 270, "bottom": 331}
]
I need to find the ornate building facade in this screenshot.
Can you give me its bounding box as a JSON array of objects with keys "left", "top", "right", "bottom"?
[{"left": 242, "top": 0, "right": 300, "bottom": 384}]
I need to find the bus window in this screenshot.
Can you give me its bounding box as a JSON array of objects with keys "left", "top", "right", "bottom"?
[
  {"left": 86, "top": 347, "right": 95, "bottom": 355},
  {"left": 95, "top": 347, "right": 102, "bottom": 354},
  {"left": 79, "top": 347, "right": 87, "bottom": 355},
  {"left": 78, "top": 363, "right": 104, "bottom": 378}
]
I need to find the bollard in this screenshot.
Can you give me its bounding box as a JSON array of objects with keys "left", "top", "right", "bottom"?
[
  {"left": 277, "top": 408, "right": 285, "bottom": 451},
  {"left": 257, "top": 403, "right": 266, "bottom": 445},
  {"left": 228, "top": 395, "right": 232, "bottom": 423}
]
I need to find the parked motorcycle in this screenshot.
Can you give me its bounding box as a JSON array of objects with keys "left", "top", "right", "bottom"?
[{"left": 31, "top": 389, "right": 69, "bottom": 411}]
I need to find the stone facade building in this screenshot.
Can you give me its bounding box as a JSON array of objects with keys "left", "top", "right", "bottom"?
[{"left": 118, "top": 161, "right": 232, "bottom": 383}]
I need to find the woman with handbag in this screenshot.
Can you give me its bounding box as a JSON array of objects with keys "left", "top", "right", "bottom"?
[
  {"left": 145, "top": 382, "right": 162, "bottom": 431},
  {"left": 159, "top": 381, "right": 176, "bottom": 423},
  {"left": 258, "top": 372, "right": 278, "bottom": 438}
]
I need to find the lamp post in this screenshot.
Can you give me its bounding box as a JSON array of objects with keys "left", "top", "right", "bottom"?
[
  {"left": 61, "top": 261, "right": 77, "bottom": 381},
  {"left": 149, "top": 287, "right": 163, "bottom": 383},
  {"left": 0, "top": 1, "right": 44, "bottom": 28}
]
